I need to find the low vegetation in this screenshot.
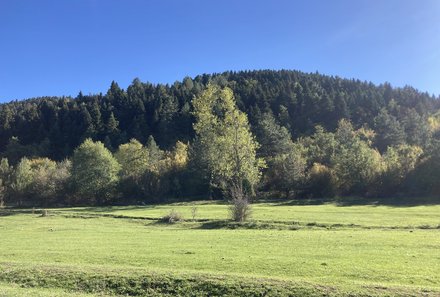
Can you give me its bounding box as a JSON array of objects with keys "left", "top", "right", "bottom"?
[{"left": 160, "top": 209, "right": 184, "bottom": 224}]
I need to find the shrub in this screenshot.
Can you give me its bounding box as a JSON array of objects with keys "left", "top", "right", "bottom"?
[
  {"left": 191, "top": 203, "right": 198, "bottom": 221},
  {"left": 160, "top": 209, "right": 183, "bottom": 224},
  {"left": 307, "top": 163, "right": 337, "bottom": 198},
  {"left": 0, "top": 179, "right": 4, "bottom": 208},
  {"left": 229, "top": 197, "right": 252, "bottom": 222}
]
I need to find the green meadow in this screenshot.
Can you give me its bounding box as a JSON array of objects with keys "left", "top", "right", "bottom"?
[{"left": 1, "top": 201, "right": 440, "bottom": 296}]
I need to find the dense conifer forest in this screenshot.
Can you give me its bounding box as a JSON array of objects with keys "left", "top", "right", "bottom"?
[{"left": 1, "top": 70, "right": 440, "bottom": 207}]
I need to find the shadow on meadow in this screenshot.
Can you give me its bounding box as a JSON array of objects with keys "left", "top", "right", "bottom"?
[
  {"left": 0, "top": 210, "right": 15, "bottom": 217},
  {"left": 268, "top": 199, "right": 327, "bottom": 207},
  {"left": 0, "top": 205, "right": 157, "bottom": 217},
  {"left": 266, "top": 196, "right": 440, "bottom": 208},
  {"left": 63, "top": 199, "right": 228, "bottom": 213},
  {"left": 61, "top": 205, "right": 158, "bottom": 213},
  {"left": 195, "top": 219, "right": 301, "bottom": 230},
  {"left": 333, "top": 196, "right": 440, "bottom": 207},
  {"left": 0, "top": 208, "right": 39, "bottom": 216}
]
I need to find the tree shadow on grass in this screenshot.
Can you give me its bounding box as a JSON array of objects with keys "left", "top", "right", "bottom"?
[
  {"left": 0, "top": 205, "right": 160, "bottom": 217},
  {"left": 0, "top": 209, "right": 36, "bottom": 216},
  {"left": 0, "top": 210, "right": 14, "bottom": 217},
  {"left": 266, "top": 198, "right": 328, "bottom": 207},
  {"left": 334, "top": 196, "right": 440, "bottom": 207},
  {"left": 59, "top": 205, "right": 158, "bottom": 213},
  {"left": 61, "top": 200, "right": 227, "bottom": 213},
  {"left": 197, "top": 220, "right": 232, "bottom": 229},
  {"left": 196, "top": 220, "right": 289, "bottom": 230},
  {"left": 264, "top": 196, "right": 440, "bottom": 207}
]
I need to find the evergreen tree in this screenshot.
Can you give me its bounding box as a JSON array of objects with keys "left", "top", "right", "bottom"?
[
  {"left": 146, "top": 135, "right": 163, "bottom": 170},
  {"left": 373, "top": 108, "right": 406, "bottom": 151},
  {"left": 266, "top": 143, "right": 308, "bottom": 197},
  {"left": 402, "top": 109, "right": 432, "bottom": 148},
  {"left": 254, "top": 112, "right": 292, "bottom": 158}
]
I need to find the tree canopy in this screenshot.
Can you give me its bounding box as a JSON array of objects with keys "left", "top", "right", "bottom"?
[
  {"left": 193, "top": 84, "right": 262, "bottom": 197},
  {"left": 71, "top": 139, "right": 120, "bottom": 204},
  {"left": 0, "top": 70, "right": 439, "bottom": 207}
]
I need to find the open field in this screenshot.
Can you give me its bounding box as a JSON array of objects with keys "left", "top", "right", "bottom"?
[
  {"left": 57, "top": 201, "right": 440, "bottom": 228},
  {"left": 0, "top": 282, "right": 100, "bottom": 297},
  {"left": 1, "top": 201, "right": 440, "bottom": 296}
]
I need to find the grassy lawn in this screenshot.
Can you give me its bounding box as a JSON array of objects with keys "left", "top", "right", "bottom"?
[
  {"left": 0, "top": 282, "right": 101, "bottom": 297},
  {"left": 1, "top": 201, "right": 439, "bottom": 296},
  {"left": 57, "top": 201, "right": 440, "bottom": 228}
]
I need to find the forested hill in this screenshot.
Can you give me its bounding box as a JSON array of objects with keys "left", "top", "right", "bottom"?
[{"left": 0, "top": 69, "right": 439, "bottom": 163}]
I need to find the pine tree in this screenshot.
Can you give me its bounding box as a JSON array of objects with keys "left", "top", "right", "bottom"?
[{"left": 373, "top": 108, "right": 406, "bottom": 151}]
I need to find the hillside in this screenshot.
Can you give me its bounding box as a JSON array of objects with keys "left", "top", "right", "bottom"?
[
  {"left": 1, "top": 70, "right": 440, "bottom": 206},
  {"left": 0, "top": 70, "right": 438, "bottom": 160}
]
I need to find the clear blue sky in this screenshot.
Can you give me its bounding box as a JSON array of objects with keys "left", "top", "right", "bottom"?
[{"left": 0, "top": 0, "right": 439, "bottom": 102}]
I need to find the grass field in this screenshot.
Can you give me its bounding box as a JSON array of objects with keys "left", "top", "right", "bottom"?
[{"left": 1, "top": 201, "right": 439, "bottom": 296}]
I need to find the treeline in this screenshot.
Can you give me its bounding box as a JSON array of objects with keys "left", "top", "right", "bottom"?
[
  {"left": 262, "top": 117, "right": 440, "bottom": 199},
  {"left": 1, "top": 70, "right": 438, "bottom": 161},
  {"left": 0, "top": 136, "right": 193, "bottom": 207},
  {"left": 0, "top": 70, "right": 440, "bottom": 206},
  {"left": 1, "top": 116, "right": 440, "bottom": 207}
]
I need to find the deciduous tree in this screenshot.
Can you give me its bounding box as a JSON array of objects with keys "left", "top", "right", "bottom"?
[
  {"left": 71, "top": 139, "right": 120, "bottom": 204},
  {"left": 193, "top": 84, "right": 263, "bottom": 221}
]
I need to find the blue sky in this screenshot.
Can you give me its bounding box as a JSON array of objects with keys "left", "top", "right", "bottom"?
[{"left": 0, "top": 0, "right": 439, "bottom": 102}]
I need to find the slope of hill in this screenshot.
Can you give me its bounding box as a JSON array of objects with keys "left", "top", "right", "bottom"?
[
  {"left": 0, "top": 70, "right": 438, "bottom": 161},
  {"left": 1, "top": 70, "right": 439, "bottom": 205}
]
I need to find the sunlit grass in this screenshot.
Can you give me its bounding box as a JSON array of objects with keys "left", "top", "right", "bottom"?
[
  {"left": 57, "top": 201, "right": 440, "bottom": 228},
  {"left": 0, "top": 282, "right": 101, "bottom": 296},
  {"left": 1, "top": 202, "right": 440, "bottom": 296}
]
